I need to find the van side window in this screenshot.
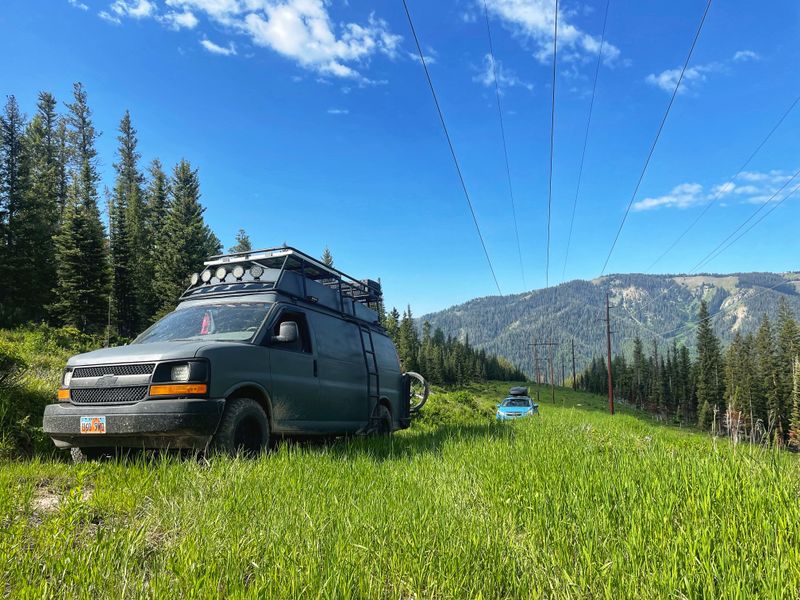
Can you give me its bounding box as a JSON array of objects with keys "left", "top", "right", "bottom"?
[{"left": 272, "top": 311, "right": 313, "bottom": 353}]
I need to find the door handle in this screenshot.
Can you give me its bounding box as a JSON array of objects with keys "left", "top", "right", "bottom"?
[{"left": 313, "top": 359, "right": 318, "bottom": 377}]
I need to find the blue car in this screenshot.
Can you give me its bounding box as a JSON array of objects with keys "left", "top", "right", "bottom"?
[{"left": 496, "top": 388, "right": 539, "bottom": 421}]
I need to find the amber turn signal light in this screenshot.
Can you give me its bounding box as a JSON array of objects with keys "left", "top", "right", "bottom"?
[
  {"left": 149, "top": 383, "right": 208, "bottom": 397},
  {"left": 57, "top": 388, "right": 71, "bottom": 401}
]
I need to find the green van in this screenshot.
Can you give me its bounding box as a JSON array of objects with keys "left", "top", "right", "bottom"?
[{"left": 43, "top": 247, "right": 427, "bottom": 459}]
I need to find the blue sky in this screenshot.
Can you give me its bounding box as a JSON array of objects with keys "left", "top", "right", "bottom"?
[{"left": 2, "top": 0, "right": 799, "bottom": 314}]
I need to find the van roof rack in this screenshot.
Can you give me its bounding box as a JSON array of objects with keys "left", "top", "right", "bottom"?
[{"left": 181, "top": 246, "right": 383, "bottom": 323}]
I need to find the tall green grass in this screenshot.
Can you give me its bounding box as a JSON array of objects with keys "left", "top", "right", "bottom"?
[{"left": 2, "top": 383, "right": 799, "bottom": 597}]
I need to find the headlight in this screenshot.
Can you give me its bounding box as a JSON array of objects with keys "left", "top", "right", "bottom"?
[
  {"left": 62, "top": 369, "right": 73, "bottom": 387},
  {"left": 171, "top": 363, "right": 191, "bottom": 382}
]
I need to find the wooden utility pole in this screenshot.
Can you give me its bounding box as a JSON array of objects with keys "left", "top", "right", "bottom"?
[
  {"left": 571, "top": 339, "right": 576, "bottom": 390},
  {"left": 532, "top": 336, "right": 540, "bottom": 385},
  {"left": 604, "top": 293, "right": 615, "bottom": 415},
  {"left": 532, "top": 340, "right": 559, "bottom": 402}
]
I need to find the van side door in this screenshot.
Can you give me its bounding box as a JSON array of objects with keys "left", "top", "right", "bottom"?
[
  {"left": 307, "top": 312, "right": 368, "bottom": 431},
  {"left": 266, "top": 308, "right": 321, "bottom": 433}
]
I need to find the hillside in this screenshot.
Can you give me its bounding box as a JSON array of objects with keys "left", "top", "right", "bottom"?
[
  {"left": 421, "top": 271, "right": 800, "bottom": 378},
  {"left": 3, "top": 383, "right": 800, "bottom": 597}
]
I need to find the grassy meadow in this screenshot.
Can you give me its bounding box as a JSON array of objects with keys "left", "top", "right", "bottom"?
[{"left": 2, "top": 381, "right": 799, "bottom": 598}]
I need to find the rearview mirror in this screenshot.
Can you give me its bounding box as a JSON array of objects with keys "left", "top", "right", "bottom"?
[{"left": 272, "top": 321, "right": 299, "bottom": 344}]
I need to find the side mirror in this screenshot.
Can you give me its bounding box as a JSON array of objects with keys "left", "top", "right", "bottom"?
[{"left": 272, "top": 321, "right": 299, "bottom": 344}]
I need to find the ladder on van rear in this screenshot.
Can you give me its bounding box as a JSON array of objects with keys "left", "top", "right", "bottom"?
[{"left": 359, "top": 326, "right": 381, "bottom": 411}]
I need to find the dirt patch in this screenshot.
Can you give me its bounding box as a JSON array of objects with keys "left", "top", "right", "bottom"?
[{"left": 31, "top": 484, "right": 93, "bottom": 520}]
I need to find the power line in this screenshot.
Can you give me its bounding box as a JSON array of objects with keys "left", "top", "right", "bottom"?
[
  {"left": 599, "top": 0, "right": 713, "bottom": 276},
  {"left": 482, "top": 0, "right": 525, "bottom": 288},
  {"left": 401, "top": 0, "right": 502, "bottom": 295},
  {"left": 562, "top": 0, "right": 610, "bottom": 281},
  {"left": 690, "top": 166, "right": 800, "bottom": 273},
  {"left": 545, "top": 0, "right": 559, "bottom": 287},
  {"left": 615, "top": 173, "right": 800, "bottom": 336},
  {"left": 646, "top": 93, "right": 800, "bottom": 272},
  {"left": 692, "top": 175, "right": 800, "bottom": 272}
]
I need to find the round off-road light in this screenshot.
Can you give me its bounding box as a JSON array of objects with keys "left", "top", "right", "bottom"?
[
  {"left": 190, "top": 272, "right": 199, "bottom": 285},
  {"left": 215, "top": 267, "right": 227, "bottom": 280},
  {"left": 232, "top": 265, "right": 245, "bottom": 279},
  {"left": 250, "top": 265, "right": 264, "bottom": 278},
  {"left": 201, "top": 270, "right": 212, "bottom": 283}
]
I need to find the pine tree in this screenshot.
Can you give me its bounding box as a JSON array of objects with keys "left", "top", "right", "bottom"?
[
  {"left": 52, "top": 83, "right": 109, "bottom": 332},
  {"left": 755, "top": 314, "right": 779, "bottom": 437},
  {"left": 383, "top": 307, "right": 400, "bottom": 340},
  {"left": 321, "top": 245, "right": 334, "bottom": 267},
  {"left": 142, "top": 158, "right": 170, "bottom": 323},
  {"left": 109, "top": 111, "right": 146, "bottom": 337},
  {"left": 15, "top": 92, "right": 61, "bottom": 323},
  {"left": 632, "top": 336, "right": 646, "bottom": 408},
  {"left": 229, "top": 228, "right": 252, "bottom": 253},
  {"left": 775, "top": 299, "right": 799, "bottom": 437},
  {"left": 0, "top": 95, "right": 29, "bottom": 325},
  {"left": 678, "top": 345, "right": 694, "bottom": 423},
  {"left": 788, "top": 357, "right": 800, "bottom": 451},
  {"left": 153, "top": 159, "right": 220, "bottom": 313},
  {"left": 695, "top": 300, "right": 724, "bottom": 430},
  {"left": 397, "top": 306, "right": 420, "bottom": 372}
]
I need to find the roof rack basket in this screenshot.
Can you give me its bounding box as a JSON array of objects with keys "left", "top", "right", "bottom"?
[{"left": 183, "top": 246, "right": 383, "bottom": 323}]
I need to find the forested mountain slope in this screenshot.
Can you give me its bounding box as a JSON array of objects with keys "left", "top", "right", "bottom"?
[{"left": 421, "top": 272, "right": 800, "bottom": 377}]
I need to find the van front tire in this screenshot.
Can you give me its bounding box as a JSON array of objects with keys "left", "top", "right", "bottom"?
[{"left": 213, "top": 398, "right": 270, "bottom": 456}]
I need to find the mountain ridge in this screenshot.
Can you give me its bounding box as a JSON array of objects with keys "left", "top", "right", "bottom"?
[{"left": 420, "top": 271, "right": 800, "bottom": 378}]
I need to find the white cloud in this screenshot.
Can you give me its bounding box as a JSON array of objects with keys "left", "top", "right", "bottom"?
[
  {"left": 99, "top": 10, "right": 122, "bottom": 23},
  {"left": 482, "top": 0, "right": 621, "bottom": 65},
  {"left": 200, "top": 38, "right": 237, "bottom": 55},
  {"left": 162, "top": 10, "right": 199, "bottom": 29},
  {"left": 68, "top": 0, "right": 89, "bottom": 10},
  {"left": 473, "top": 53, "right": 533, "bottom": 91},
  {"left": 633, "top": 170, "right": 798, "bottom": 211},
  {"left": 98, "top": 0, "right": 401, "bottom": 81},
  {"left": 241, "top": 4, "right": 400, "bottom": 80},
  {"left": 108, "top": 0, "right": 156, "bottom": 19},
  {"left": 645, "top": 63, "right": 717, "bottom": 95},
  {"left": 326, "top": 108, "right": 349, "bottom": 115},
  {"left": 407, "top": 45, "right": 437, "bottom": 65},
  {"left": 733, "top": 50, "right": 760, "bottom": 62},
  {"left": 633, "top": 182, "right": 704, "bottom": 211},
  {"left": 647, "top": 50, "right": 760, "bottom": 95}
]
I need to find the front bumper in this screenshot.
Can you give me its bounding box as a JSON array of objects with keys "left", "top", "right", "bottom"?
[
  {"left": 43, "top": 398, "right": 225, "bottom": 449},
  {"left": 496, "top": 410, "right": 537, "bottom": 421}
]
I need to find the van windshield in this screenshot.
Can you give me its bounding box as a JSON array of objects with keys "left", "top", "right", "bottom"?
[{"left": 133, "top": 302, "right": 272, "bottom": 344}]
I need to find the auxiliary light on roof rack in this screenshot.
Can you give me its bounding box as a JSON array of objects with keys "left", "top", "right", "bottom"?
[{"left": 181, "top": 246, "right": 383, "bottom": 323}]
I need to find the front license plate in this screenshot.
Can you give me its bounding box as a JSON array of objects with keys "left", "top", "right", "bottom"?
[{"left": 80, "top": 416, "right": 106, "bottom": 434}]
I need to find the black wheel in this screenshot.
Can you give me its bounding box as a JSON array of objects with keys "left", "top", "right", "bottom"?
[
  {"left": 213, "top": 398, "right": 270, "bottom": 456},
  {"left": 70, "top": 447, "right": 113, "bottom": 463},
  {"left": 373, "top": 404, "right": 392, "bottom": 436}
]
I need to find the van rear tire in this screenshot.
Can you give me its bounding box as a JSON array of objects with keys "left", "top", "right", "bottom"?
[
  {"left": 374, "top": 404, "right": 392, "bottom": 436},
  {"left": 213, "top": 398, "right": 270, "bottom": 456}
]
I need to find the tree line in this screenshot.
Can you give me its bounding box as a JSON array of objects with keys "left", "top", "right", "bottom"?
[
  {"left": 578, "top": 299, "right": 800, "bottom": 447},
  {"left": 0, "top": 84, "right": 220, "bottom": 336},
  {"left": 383, "top": 306, "right": 525, "bottom": 385}
]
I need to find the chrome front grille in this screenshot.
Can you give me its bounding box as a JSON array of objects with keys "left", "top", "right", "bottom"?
[
  {"left": 71, "top": 386, "right": 148, "bottom": 404},
  {"left": 73, "top": 363, "right": 155, "bottom": 378}
]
